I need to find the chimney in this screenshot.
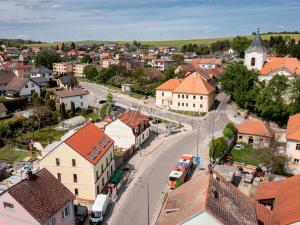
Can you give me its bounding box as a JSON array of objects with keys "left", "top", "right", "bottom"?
[{"left": 26, "top": 170, "right": 33, "bottom": 180}]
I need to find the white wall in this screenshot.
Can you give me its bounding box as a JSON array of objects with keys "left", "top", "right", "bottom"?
[
  {"left": 259, "top": 69, "right": 293, "bottom": 81},
  {"left": 155, "top": 90, "right": 173, "bottom": 108},
  {"left": 30, "top": 72, "right": 53, "bottom": 81},
  {"left": 58, "top": 95, "right": 88, "bottom": 110},
  {"left": 105, "top": 119, "right": 136, "bottom": 149},
  {"left": 199, "top": 64, "right": 217, "bottom": 69},
  {"left": 245, "top": 51, "right": 267, "bottom": 71},
  {"left": 19, "top": 80, "right": 41, "bottom": 96},
  {"left": 286, "top": 140, "right": 300, "bottom": 162}
]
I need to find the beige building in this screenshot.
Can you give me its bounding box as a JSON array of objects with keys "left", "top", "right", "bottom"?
[
  {"left": 53, "top": 62, "right": 74, "bottom": 75},
  {"left": 286, "top": 113, "right": 300, "bottom": 166},
  {"left": 40, "top": 123, "right": 115, "bottom": 201},
  {"left": 155, "top": 73, "right": 215, "bottom": 113},
  {"left": 73, "top": 63, "right": 88, "bottom": 77},
  {"left": 237, "top": 118, "right": 274, "bottom": 149}
]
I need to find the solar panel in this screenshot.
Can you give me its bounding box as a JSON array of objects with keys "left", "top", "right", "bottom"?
[
  {"left": 99, "top": 140, "right": 107, "bottom": 148},
  {"left": 93, "top": 147, "right": 101, "bottom": 154},
  {"left": 87, "top": 152, "right": 96, "bottom": 160}
]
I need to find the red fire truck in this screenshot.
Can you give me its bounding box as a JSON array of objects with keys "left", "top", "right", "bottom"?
[{"left": 169, "top": 154, "right": 194, "bottom": 189}]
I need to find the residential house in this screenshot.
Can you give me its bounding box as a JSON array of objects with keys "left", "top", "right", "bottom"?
[
  {"left": 0, "top": 103, "right": 7, "bottom": 117},
  {"left": 0, "top": 168, "right": 75, "bottom": 225},
  {"left": 148, "top": 59, "right": 175, "bottom": 71},
  {"left": 286, "top": 113, "right": 300, "bottom": 165},
  {"left": 255, "top": 173, "right": 300, "bottom": 225},
  {"left": 53, "top": 88, "right": 89, "bottom": 110},
  {"left": 190, "top": 58, "right": 222, "bottom": 69},
  {"left": 237, "top": 118, "right": 274, "bottom": 149},
  {"left": 174, "top": 64, "right": 195, "bottom": 74},
  {"left": 73, "top": 63, "right": 88, "bottom": 77},
  {"left": 156, "top": 73, "right": 215, "bottom": 112},
  {"left": 6, "top": 77, "right": 41, "bottom": 99},
  {"left": 53, "top": 62, "right": 74, "bottom": 75},
  {"left": 40, "top": 123, "right": 115, "bottom": 201},
  {"left": 156, "top": 171, "right": 259, "bottom": 225},
  {"left": 105, "top": 110, "right": 150, "bottom": 151},
  {"left": 30, "top": 66, "right": 53, "bottom": 81},
  {"left": 100, "top": 57, "right": 119, "bottom": 68},
  {"left": 183, "top": 52, "right": 197, "bottom": 59},
  {"left": 0, "top": 70, "right": 15, "bottom": 94},
  {"left": 2, "top": 62, "right": 32, "bottom": 78},
  {"left": 57, "top": 75, "right": 77, "bottom": 89},
  {"left": 4, "top": 47, "right": 20, "bottom": 56}
]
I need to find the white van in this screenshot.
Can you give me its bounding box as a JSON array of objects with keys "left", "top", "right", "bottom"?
[{"left": 90, "top": 194, "right": 109, "bottom": 224}]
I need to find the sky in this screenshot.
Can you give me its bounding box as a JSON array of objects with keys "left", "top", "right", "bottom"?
[{"left": 0, "top": 0, "right": 299, "bottom": 42}]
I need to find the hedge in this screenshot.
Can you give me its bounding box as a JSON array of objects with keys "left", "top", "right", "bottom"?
[{"left": 0, "top": 97, "right": 28, "bottom": 112}]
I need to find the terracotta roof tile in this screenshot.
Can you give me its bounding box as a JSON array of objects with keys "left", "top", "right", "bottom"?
[
  {"left": 64, "top": 123, "right": 114, "bottom": 165},
  {"left": 173, "top": 73, "right": 215, "bottom": 95},
  {"left": 2, "top": 62, "right": 32, "bottom": 70},
  {"left": 237, "top": 119, "right": 273, "bottom": 137},
  {"left": 286, "top": 113, "right": 300, "bottom": 141},
  {"left": 8, "top": 168, "right": 75, "bottom": 224},
  {"left": 156, "top": 79, "right": 182, "bottom": 91},
  {"left": 255, "top": 174, "right": 300, "bottom": 225},
  {"left": 261, "top": 57, "right": 300, "bottom": 76},
  {"left": 118, "top": 110, "right": 148, "bottom": 129}
]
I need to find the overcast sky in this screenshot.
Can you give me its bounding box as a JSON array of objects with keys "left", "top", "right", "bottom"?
[{"left": 0, "top": 0, "right": 299, "bottom": 42}]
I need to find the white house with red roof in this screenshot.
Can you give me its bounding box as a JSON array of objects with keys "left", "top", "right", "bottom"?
[
  {"left": 286, "top": 113, "right": 300, "bottom": 172},
  {"left": 40, "top": 123, "right": 115, "bottom": 201},
  {"left": 104, "top": 110, "right": 150, "bottom": 151},
  {"left": 2, "top": 62, "right": 32, "bottom": 78}
]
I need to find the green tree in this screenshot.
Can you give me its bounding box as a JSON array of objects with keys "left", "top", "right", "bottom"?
[
  {"left": 32, "top": 93, "right": 43, "bottom": 107},
  {"left": 35, "top": 49, "right": 61, "bottom": 69},
  {"left": 99, "top": 103, "right": 112, "bottom": 119},
  {"left": 61, "top": 42, "right": 65, "bottom": 51},
  {"left": 209, "top": 137, "right": 228, "bottom": 160},
  {"left": 171, "top": 54, "right": 184, "bottom": 64},
  {"left": 83, "top": 65, "right": 98, "bottom": 80},
  {"left": 70, "top": 101, "right": 76, "bottom": 116},
  {"left": 106, "top": 92, "right": 113, "bottom": 102},
  {"left": 71, "top": 42, "right": 76, "bottom": 50},
  {"left": 231, "top": 36, "right": 251, "bottom": 57},
  {"left": 80, "top": 54, "right": 92, "bottom": 64},
  {"left": 223, "top": 123, "right": 237, "bottom": 138},
  {"left": 60, "top": 103, "right": 67, "bottom": 120},
  {"left": 45, "top": 98, "right": 56, "bottom": 111},
  {"left": 289, "top": 79, "right": 300, "bottom": 114}
]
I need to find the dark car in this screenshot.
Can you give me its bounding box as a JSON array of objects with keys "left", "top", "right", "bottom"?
[{"left": 74, "top": 204, "right": 88, "bottom": 225}]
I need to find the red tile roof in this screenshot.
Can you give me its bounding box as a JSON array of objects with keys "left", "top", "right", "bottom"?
[
  {"left": 237, "top": 119, "right": 273, "bottom": 137},
  {"left": 191, "top": 58, "right": 221, "bottom": 69},
  {"left": 64, "top": 123, "right": 114, "bottom": 165},
  {"left": 261, "top": 57, "right": 300, "bottom": 76},
  {"left": 156, "top": 79, "right": 182, "bottom": 91},
  {"left": 118, "top": 110, "right": 148, "bottom": 129},
  {"left": 2, "top": 62, "right": 32, "bottom": 70},
  {"left": 286, "top": 113, "right": 300, "bottom": 141},
  {"left": 8, "top": 168, "right": 75, "bottom": 224},
  {"left": 255, "top": 174, "right": 300, "bottom": 225}
]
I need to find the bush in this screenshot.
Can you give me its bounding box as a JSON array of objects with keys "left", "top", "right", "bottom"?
[
  {"left": 0, "top": 98, "right": 28, "bottom": 112},
  {"left": 223, "top": 123, "right": 237, "bottom": 138},
  {"left": 209, "top": 137, "right": 228, "bottom": 160}
]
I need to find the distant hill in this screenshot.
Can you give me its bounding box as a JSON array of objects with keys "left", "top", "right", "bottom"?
[{"left": 24, "top": 33, "right": 300, "bottom": 49}]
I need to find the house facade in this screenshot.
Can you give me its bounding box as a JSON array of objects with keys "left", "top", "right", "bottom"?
[
  {"left": 40, "top": 123, "right": 115, "bottom": 201},
  {"left": 73, "top": 63, "right": 88, "bottom": 77},
  {"left": 237, "top": 118, "right": 274, "bottom": 149},
  {"left": 2, "top": 62, "right": 32, "bottom": 78},
  {"left": 148, "top": 59, "right": 175, "bottom": 71},
  {"left": 53, "top": 89, "right": 89, "bottom": 110},
  {"left": 286, "top": 113, "right": 300, "bottom": 166},
  {"left": 30, "top": 66, "right": 53, "bottom": 81},
  {"left": 53, "top": 62, "right": 74, "bottom": 75},
  {"left": 0, "top": 70, "right": 15, "bottom": 94},
  {"left": 0, "top": 169, "right": 75, "bottom": 225},
  {"left": 105, "top": 110, "right": 150, "bottom": 150},
  {"left": 156, "top": 73, "right": 215, "bottom": 113},
  {"left": 190, "top": 58, "right": 222, "bottom": 70},
  {"left": 6, "top": 77, "right": 41, "bottom": 99}
]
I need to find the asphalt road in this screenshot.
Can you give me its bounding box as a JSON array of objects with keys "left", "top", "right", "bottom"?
[{"left": 80, "top": 81, "right": 230, "bottom": 225}]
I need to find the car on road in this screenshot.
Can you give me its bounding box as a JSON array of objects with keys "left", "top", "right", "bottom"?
[{"left": 74, "top": 204, "right": 88, "bottom": 225}]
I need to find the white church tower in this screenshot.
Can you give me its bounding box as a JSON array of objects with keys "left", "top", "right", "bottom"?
[{"left": 244, "top": 28, "right": 267, "bottom": 71}]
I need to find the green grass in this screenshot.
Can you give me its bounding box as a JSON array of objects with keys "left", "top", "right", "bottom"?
[
  {"left": 231, "top": 145, "right": 268, "bottom": 166},
  {"left": 0, "top": 146, "right": 28, "bottom": 162},
  {"left": 129, "top": 92, "right": 144, "bottom": 99},
  {"left": 16, "top": 127, "right": 65, "bottom": 146},
  {"left": 170, "top": 109, "right": 206, "bottom": 117},
  {"left": 25, "top": 33, "right": 300, "bottom": 49}
]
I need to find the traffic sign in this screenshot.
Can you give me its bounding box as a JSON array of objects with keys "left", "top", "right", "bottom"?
[{"left": 193, "top": 156, "right": 200, "bottom": 165}]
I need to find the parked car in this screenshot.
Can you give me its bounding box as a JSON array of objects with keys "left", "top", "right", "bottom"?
[
  {"left": 74, "top": 204, "right": 88, "bottom": 225},
  {"left": 234, "top": 144, "right": 243, "bottom": 150},
  {"left": 90, "top": 194, "right": 109, "bottom": 225}
]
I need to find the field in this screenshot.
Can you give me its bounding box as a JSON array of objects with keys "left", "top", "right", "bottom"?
[{"left": 25, "top": 33, "right": 300, "bottom": 49}]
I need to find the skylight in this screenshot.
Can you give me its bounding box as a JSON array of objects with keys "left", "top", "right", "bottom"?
[
  {"left": 99, "top": 140, "right": 107, "bottom": 148},
  {"left": 87, "top": 152, "right": 96, "bottom": 160},
  {"left": 93, "top": 147, "right": 101, "bottom": 154}
]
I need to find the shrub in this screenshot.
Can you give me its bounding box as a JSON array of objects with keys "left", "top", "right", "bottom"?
[
  {"left": 209, "top": 137, "right": 228, "bottom": 160},
  {"left": 0, "top": 98, "right": 28, "bottom": 112}
]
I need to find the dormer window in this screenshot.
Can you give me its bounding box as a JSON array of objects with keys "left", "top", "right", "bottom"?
[{"left": 251, "top": 57, "right": 256, "bottom": 66}]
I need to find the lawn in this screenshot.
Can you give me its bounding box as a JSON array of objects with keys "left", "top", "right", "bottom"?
[
  {"left": 0, "top": 146, "right": 28, "bottom": 162},
  {"left": 231, "top": 145, "right": 269, "bottom": 166},
  {"left": 170, "top": 109, "right": 206, "bottom": 117},
  {"left": 16, "top": 126, "right": 66, "bottom": 146}
]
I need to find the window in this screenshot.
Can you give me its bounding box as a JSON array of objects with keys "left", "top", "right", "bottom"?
[
  {"left": 61, "top": 206, "right": 70, "bottom": 219},
  {"left": 88, "top": 152, "right": 96, "bottom": 160},
  {"left": 178, "top": 94, "right": 180, "bottom": 98},
  {"left": 181, "top": 103, "right": 184, "bottom": 106},
  {"left": 193, "top": 95, "right": 196, "bottom": 99},
  {"left": 47, "top": 218, "right": 56, "bottom": 225},
  {"left": 74, "top": 189, "right": 79, "bottom": 196},
  {"left": 107, "top": 170, "right": 110, "bottom": 179},
  {"left": 239, "top": 135, "right": 243, "bottom": 139},
  {"left": 193, "top": 104, "right": 195, "bottom": 107},
  {"left": 25, "top": 84, "right": 28, "bottom": 88},
  {"left": 72, "top": 159, "right": 76, "bottom": 167},
  {"left": 31, "top": 83, "right": 34, "bottom": 87},
  {"left": 251, "top": 57, "right": 256, "bottom": 66},
  {"left": 200, "top": 104, "right": 202, "bottom": 108},
  {"left": 97, "top": 185, "right": 100, "bottom": 194},
  {"left": 110, "top": 153, "right": 113, "bottom": 160},
  {"left": 101, "top": 165, "right": 104, "bottom": 172},
  {"left": 57, "top": 173, "right": 61, "bottom": 182},
  {"left": 102, "top": 177, "right": 105, "bottom": 187},
  {"left": 200, "top": 96, "right": 203, "bottom": 100},
  {"left": 178, "top": 102, "right": 180, "bottom": 106},
  {"left": 73, "top": 174, "right": 77, "bottom": 183},
  {"left": 3, "top": 202, "right": 14, "bottom": 210},
  {"left": 162, "top": 99, "right": 164, "bottom": 104},
  {"left": 81, "top": 102, "right": 83, "bottom": 106},
  {"left": 182, "top": 95, "right": 184, "bottom": 99},
  {"left": 56, "top": 158, "right": 60, "bottom": 166},
  {"left": 297, "top": 144, "right": 300, "bottom": 151},
  {"left": 162, "top": 92, "right": 164, "bottom": 97},
  {"left": 186, "top": 95, "right": 188, "bottom": 99},
  {"left": 96, "top": 171, "right": 99, "bottom": 179},
  {"left": 106, "top": 158, "right": 109, "bottom": 167},
  {"left": 80, "top": 95, "right": 83, "bottom": 99},
  {"left": 186, "top": 103, "right": 188, "bottom": 107},
  {"left": 93, "top": 147, "right": 101, "bottom": 154}
]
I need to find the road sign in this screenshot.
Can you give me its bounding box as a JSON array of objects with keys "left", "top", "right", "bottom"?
[{"left": 193, "top": 156, "right": 200, "bottom": 165}]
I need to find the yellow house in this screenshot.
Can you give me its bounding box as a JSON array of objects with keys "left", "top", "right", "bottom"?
[{"left": 40, "top": 123, "right": 115, "bottom": 202}]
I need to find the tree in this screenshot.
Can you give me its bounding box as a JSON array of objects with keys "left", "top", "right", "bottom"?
[
  {"left": 83, "top": 65, "right": 98, "bottom": 80},
  {"left": 289, "top": 78, "right": 300, "bottom": 114},
  {"left": 35, "top": 49, "right": 61, "bottom": 69},
  {"left": 231, "top": 36, "right": 251, "bottom": 57},
  {"left": 71, "top": 42, "right": 76, "bottom": 50},
  {"left": 32, "top": 93, "right": 43, "bottom": 107},
  {"left": 171, "top": 54, "right": 184, "bottom": 64},
  {"left": 209, "top": 137, "right": 228, "bottom": 160},
  {"left": 162, "top": 68, "right": 175, "bottom": 81},
  {"left": 99, "top": 103, "right": 112, "bottom": 119},
  {"left": 61, "top": 42, "right": 65, "bottom": 51},
  {"left": 60, "top": 103, "right": 67, "bottom": 120},
  {"left": 223, "top": 123, "right": 237, "bottom": 138},
  {"left": 106, "top": 92, "right": 113, "bottom": 102},
  {"left": 45, "top": 98, "right": 56, "bottom": 111},
  {"left": 80, "top": 54, "right": 92, "bottom": 64},
  {"left": 70, "top": 101, "right": 76, "bottom": 116}
]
